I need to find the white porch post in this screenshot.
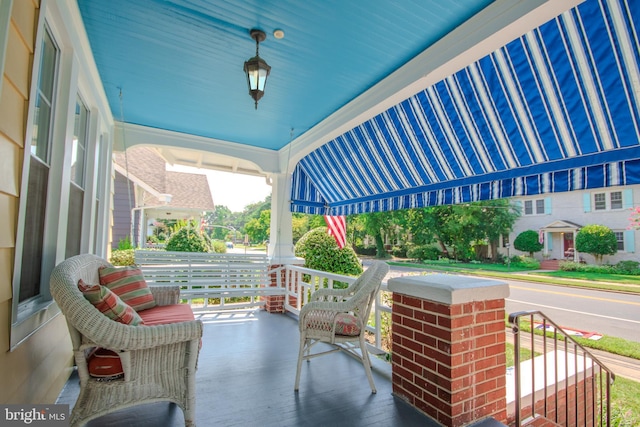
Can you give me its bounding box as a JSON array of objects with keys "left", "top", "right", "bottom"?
[
  {"left": 573, "top": 230, "right": 578, "bottom": 262},
  {"left": 267, "top": 173, "right": 299, "bottom": 264}
]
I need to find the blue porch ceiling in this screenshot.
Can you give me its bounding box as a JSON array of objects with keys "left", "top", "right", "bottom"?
[
  {"left": 77, "top": 0, "right": 493, "bottom": 150},
  {"left": 291, "top": 0, "right": 640, "bottom": 214}
]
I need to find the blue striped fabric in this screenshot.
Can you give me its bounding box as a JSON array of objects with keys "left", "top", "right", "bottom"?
[{"left": 291, "top": 0, "right": 640, "bottom": 215}]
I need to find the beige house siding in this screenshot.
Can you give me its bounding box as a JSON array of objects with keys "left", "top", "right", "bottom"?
[
  {"left": 509, "top": 186, "right": 640, "bottom": 264},
  {"left": 0, "top": 0, "right": 73, "bottom": 404}
]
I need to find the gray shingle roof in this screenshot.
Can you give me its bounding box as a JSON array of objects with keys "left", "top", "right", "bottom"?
[{"left": 114, "top": 146, "right": 214, "bottom": 211}]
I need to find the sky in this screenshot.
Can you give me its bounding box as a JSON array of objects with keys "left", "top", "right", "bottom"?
[{"left": 166, "top": 165, "right": 272, "bottom": 212}]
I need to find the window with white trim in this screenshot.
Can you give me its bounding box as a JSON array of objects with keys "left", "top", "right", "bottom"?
[
  {"left": 523, "top": 199, "right": 545, "bottom": 215},
  {"left": 610, "top": 191, "right": 623, "bottom": 210},
  {"left": 593, "top": 191, "right": 623, "bottom": 211},
  {"left": 66, "top": 95, "right": 89, "bottom": 258},
  {"left": 18, "top": 26, "right": 59, "bottom": 304},
  {"left": 614, "top": 231, "right": 625, "bottom": 251}
]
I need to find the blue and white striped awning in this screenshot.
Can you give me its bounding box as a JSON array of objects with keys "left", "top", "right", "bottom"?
[{"left": 291, "top": 0, "right": 640, "bottom": 215}]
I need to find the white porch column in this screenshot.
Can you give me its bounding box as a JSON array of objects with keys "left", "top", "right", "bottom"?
[
  {"left": 267, "top": 173, "right": 300, "bottom": 264},
  {"left": 573, "top": 230, "right": 578, "bottom": 262}
]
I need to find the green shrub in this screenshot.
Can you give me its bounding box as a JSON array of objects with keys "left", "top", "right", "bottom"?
[
  {"left": 165, "top": 227, "right": 209, "bottom": 252},
  {"left": 513, "top": 230, "right": 543, "bottom": 256},
  {"left": 559, "top": 261, "right": 581, "bottom": 271},
  {"left": 406, "top": 245, "right": 442, "bottom": 261},
  {"left": 110, "top": 249, "right": 135, "bottom": 266},
  {"left": 391, "top": 245, "right": 407, "bottom": 258},
  {"left": 510, "top": 255, "right": 540, "bottom": 269},
  {"left": 211, "top": 240, "right": 227, "bottom": 253},
  {"left": 117, "top": 236, "right": 133, "bottom": 250},
  {"left": 560, "top": 261, "right": 614, "bottom": 274},
  {"left": 294, "top": 227, "right": 363, "bottom": 277},
  {"left": 615, "top": 260, "right": 640, "bottom": 275}
]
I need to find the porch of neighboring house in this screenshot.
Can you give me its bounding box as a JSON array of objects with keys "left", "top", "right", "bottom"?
[{"left": 538, "top": 221, "right": 582, "bottom": 271}]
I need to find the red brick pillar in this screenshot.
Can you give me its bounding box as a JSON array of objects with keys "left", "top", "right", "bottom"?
[
  {"left": 264, "top": 264, "right": 284, "bottom": 313},
  {"left": 265, "top": 259, "right": 304, "bottom": 313},
  {"left": 388, "top": 274, "right": 509, "bottom": 426}
]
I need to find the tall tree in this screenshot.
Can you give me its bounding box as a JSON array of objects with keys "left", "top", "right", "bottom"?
[
  {"left": 360, "top": 211, "right": 396, "bottom": 258},
  {"left": 473, "top": 199, "right": 519, "bottom": 261},
  {"left": 244, "top": 209, "right": 271, "bottom": 244}
]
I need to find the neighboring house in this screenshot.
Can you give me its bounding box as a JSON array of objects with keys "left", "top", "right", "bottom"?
[
  {"left": 113, "top": 147, "right": 214, "bottom": 249},
  {"left": 505, "top": 186, "right": 639, "bottom": 264}
]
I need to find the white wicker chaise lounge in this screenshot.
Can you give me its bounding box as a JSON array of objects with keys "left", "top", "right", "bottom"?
[{"left": 50, "top": 254, "right": 203, "bottom": 427}]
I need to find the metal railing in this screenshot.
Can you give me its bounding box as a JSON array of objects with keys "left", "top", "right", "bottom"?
[{"left": 509, "top": 311, "right": 615, "bottom": 426}]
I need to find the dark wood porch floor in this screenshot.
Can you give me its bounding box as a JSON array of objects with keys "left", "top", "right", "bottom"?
[{"left": 56, "top": 308, "right": 441, "bottom": 427}]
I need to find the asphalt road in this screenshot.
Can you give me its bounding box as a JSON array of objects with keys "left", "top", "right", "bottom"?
[
  {"left": 375, "top": 261, "right": 640, "bottom": 343},
  {"left": 505, "top": 279, "right": 640, "bottom": 343}
]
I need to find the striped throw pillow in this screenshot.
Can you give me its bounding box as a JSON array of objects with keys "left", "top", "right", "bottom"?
[
  {"left": 78, "top": 279, "right": 143, "bottom": 325},
  {"left": 98, "top": 266, "right": 156, "bottom": 311}
]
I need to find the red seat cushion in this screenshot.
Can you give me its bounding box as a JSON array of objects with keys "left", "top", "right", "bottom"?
[
  {"left": 305, "top": 312, "right": 361, "bottom": 336},
  {"left": 137, "top": 304, "right": 195, "bottom": 325},
  {"left": 87, "top": 348, "right": 125, "bottom": 380},
  {"left": 87, "top": 304, "right": 196, "bottom": 379}
]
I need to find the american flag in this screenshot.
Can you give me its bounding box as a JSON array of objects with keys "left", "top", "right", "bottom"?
[{"left": 324, "top": 215, "right": 346, "bottom": 249}]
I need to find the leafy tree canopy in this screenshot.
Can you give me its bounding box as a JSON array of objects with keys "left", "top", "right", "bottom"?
[
  {"left": 575, "top": 224, "right": 617, "bottom": 264},
  {"left": 513, "top": 230, "right": 543, "bottom": 257}
]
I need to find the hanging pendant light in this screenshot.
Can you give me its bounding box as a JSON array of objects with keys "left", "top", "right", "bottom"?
[{"left": 243, "top": 29, "right": 271, "bottom": 109}]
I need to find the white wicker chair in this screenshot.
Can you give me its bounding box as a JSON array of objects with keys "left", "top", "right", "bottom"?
[
  {"left": 50, "top": 254, "right": 203, "bottom": 427},
  {"left": 294, "top": 261, "right": 389, "bottom": 393}
]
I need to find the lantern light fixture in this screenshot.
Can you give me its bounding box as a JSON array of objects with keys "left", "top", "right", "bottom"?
[{"left": 243, "top": 29, "right": 271, "bottom": 109}]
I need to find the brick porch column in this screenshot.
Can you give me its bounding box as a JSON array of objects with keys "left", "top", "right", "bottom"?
[
  {"left": 265, "top": 258, "right": 304, "bottom": 313},
  {"left": 388, "top": 274, "right": 510, "bottom": 426},
  {"left": 265, "top": 264, "right": 287, "bottom": 313}
]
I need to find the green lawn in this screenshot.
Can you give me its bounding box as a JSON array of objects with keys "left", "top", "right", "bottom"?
[
  {"left": 388, "top": 260, "right": 533, "bottom": 273},
  {"left": 505, "top": 342, "right": 535, "bottom": 368},
  {"left": 611, "top": 376, "right": 640, "bottom": 426}
]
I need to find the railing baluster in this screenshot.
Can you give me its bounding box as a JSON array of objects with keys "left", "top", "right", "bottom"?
[
  {"left": 606, "top": 371, "right": 611, "bottom": 427},
  {"left": 566, "top": 335, "right": 571, "bottom": 424},
  {"left": 512, "top": 316, "right": 521, "bottom": 427},
  {"left": 543, "top": 318, "right": 548, "bottom": 418},
  {"left": 554, "top": 326, "right": 559, "bottom": 424},
  {"left": 530, "top": 313, "right": 535, "bottom": 419}
]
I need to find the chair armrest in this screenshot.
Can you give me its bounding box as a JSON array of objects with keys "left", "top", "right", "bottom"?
[
  {"left": 149, "top": 285, "right": 181, "bottom": 306},
  {"left": 80, "top": 318, "right": 203, "bottom": 351}
]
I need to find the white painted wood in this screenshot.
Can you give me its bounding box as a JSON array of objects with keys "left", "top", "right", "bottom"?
[{"left": 135, "top": 250, "right": 279, "bottom": 308}]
